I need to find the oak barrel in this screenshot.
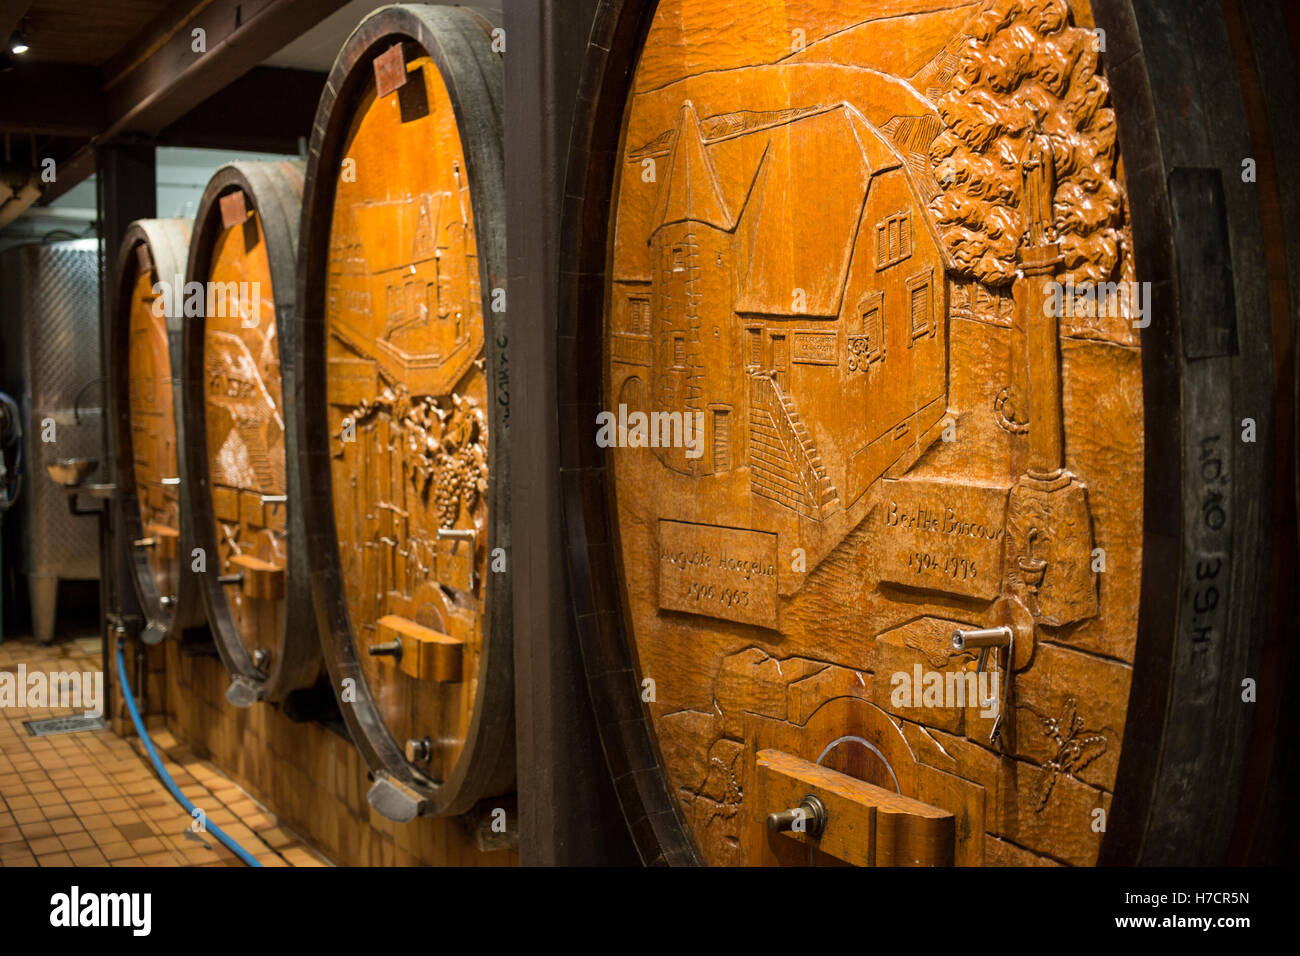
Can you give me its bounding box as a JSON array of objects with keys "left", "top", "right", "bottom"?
[
  {"left": 559, "top": 0, "right": 1294, "bottom": 865},
  {"left": 110, "top": 219, "right": 204, "bottom": 644},
  {"left": 293, "top": 4, "right": 512, "bottom": 819},
  {"left": 180, "top": 160, "right": 321, "bottom": 705}
]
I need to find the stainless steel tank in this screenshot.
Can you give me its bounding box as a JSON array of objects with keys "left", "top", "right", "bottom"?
[{"left": 0, "top": 239, "right": 103, "bottom": 643}]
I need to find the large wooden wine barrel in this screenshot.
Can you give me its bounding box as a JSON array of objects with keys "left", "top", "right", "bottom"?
[
  {"left": 293, "top": 4, "right": 511, "bottom": 819},
  {"left": 180, "top": 160, "right": 320, "bottom": 706},
  {"left": 559, "top": 0, "right": 1293, "bottom": 866},
  {"left": 110, "top": 219, "right": 204, "bottom": 644}
]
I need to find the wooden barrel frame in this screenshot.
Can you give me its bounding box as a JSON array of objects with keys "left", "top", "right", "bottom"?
[
  {"left": 180, "top": 160, "right": 319, "bottom": 704},
  {"left": 110, "top": 218, "right": 204, "bottom": 644},
  {"left": 294, "top": 4, "right": 512, "bottom": 818},
  {"left": 557, "top": 0, "right": 1279, "bottom": 865}
]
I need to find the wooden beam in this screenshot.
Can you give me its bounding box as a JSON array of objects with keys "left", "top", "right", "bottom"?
[
  {"left": 0, "top": 63, "right": 104, "bottom": 137},
  {"left": 33, "top": 144, "right": 94, "bottom": 206},
  {"left": 505, "top": 0, "right": 639, "bottom": 866},
  {"left": 96, "top": 143, "right": 155, "bottom": 670},
  {"left": 26, "top": 0, "right": 340, "bottom": 205},
  {"left": 103, "top": 0, "right": 348, "bottom": 138}
]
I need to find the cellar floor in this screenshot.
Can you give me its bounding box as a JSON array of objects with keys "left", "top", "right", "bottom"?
[{"left": 0, "top": 635, "right": 330, "bottom": 867}]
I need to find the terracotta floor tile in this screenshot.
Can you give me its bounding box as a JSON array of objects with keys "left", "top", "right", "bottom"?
[
  {"left": 17, "top": 819, "right": 53, "bottom": 840},
  {"left": 14, "top": 806, "right": 45, "bottom": 825},
  {"left": 50, "top": 817, "right": 82, "bottom": 835},
  {"left": 129, "top": 837, "right": 164, "bottom": 854},
  {"left": 0, "top": 824, "right": 22, "bottom": 843},
  {"left": 58, "top": 831, "right": 95, "bottom": 851},
  {"left": 36, "top": 852, "right": 72, "bottom": 866},
  {"left": 140, "top": 851, "right": 179, "bottom": 866},
  {"left": 28, "top": 836, "right": 62, "bottom": 855},
  {"left": 68, "top": 847, "right": 108, "bottom": 866},
  {"left": 117, "top": 822, "right": 154, "bottom": 841},
  {"left": 93, "top": 827, "right": 127, "bottom": 848},
  {"left": 0, "top": 851, "right": 36, "bottom": 866},
  {"left": 100, "top": 842, "right": 134, "bottom": 861},
  {"left": 41, "top": 802, "right": 75, "bottom": 820}
]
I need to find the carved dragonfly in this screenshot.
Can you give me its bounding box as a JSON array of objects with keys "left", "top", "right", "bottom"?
[{"left": 1033, "top": 697, "right": 1107, "bottom": 812}]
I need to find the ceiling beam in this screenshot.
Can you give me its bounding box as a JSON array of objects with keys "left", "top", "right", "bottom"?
[
  {"left": 21, "top": 0, "right": 346, "bottom": 205},
  {"left": 36, "top": 142, "right": 95, "bottom": 205},
  {"left": 103, "top": 0, "right": 349, "bottom": 138}
]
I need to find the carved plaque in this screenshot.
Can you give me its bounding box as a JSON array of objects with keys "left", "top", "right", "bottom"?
[
  {"left": 127, "top": 263, "right": 180, "bottom": 601},
  {"left": 606, "top": 0, "right": 1141, "bottom": 866},
  {"left": 325, "top": 50, "right": 488, "bottom": 781},
  {"left": 203, "top": 203, "right": 287, "bottom": 657},
  {"left": 876, "top": 477, "right": 1007, "bottom": 600},
  {"left": 658, "top": 520, "right": 779, "bottom": 628}
]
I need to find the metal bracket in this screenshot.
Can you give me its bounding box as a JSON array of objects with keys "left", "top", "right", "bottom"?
[
  {"left": 225, "top": 675, "right": 265, "bottom": 708},
  {"left": 367, "top": 773, "right": 427, "bottom": 823}
]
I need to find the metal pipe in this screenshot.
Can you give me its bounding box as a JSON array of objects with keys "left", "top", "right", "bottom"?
[{"left": 951, "top": 626, "right": 1012, "bottom": 652}]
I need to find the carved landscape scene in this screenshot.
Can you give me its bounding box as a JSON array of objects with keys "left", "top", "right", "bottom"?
[
  {"left": 203, "top": 207, "right": 288, "bottom": 658},
  {"left": 128, "top": 256, "right": 182, "bottom": 603},
  {"left": 325, "top": 55, "right": 489, "bottom": 782},
  {"left": 606, "top": 0, "right": 1143, "bottom": 865}
]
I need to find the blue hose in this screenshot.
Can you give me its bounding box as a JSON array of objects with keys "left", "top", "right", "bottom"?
[{"left": 114, "top": 638, "right": 263, "bottom": 867}]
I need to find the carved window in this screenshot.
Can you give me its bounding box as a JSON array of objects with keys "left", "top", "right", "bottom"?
[
  {"left": 907, "top": 268, "right": 935, "bottom": 343},
  {"left": 746, "top": 327, "right": 763, "bottom": 367},
  {"left": 628, "top": 296, "right": 651, "bottom": 335},
  {"left": 849, "top": 291, "right": 884, "bottom": 372},
  {"left": 672, "top": 245, "right": 685, "bottom": 272},
  {"left": 875, "top": 211, "right": 912, "bottom": 270},
  {"left": 672, "top": 333, "right": 686, "bottom": 368},
  {"left": 711, "top": 406, "right": 731, "bottom": 473}
]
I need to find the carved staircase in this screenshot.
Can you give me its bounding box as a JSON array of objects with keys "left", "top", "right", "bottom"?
[{"left": 748, "top": 372, "right": 838, "bottom": 519}]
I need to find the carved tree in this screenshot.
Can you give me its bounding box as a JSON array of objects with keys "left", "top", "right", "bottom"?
[{"left": 928, "top": 0, "right": 1125, "bottom": 288}]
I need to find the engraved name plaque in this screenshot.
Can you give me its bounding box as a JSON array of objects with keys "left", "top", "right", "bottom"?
[
  {"left": 658, "top": 520, "right": 779, "bottom": 628},
  {"left": 877, "top": 477, "right": 1008, "bottom": 600}
]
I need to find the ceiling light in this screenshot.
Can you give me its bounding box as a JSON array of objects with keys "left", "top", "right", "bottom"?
[{"left": 9, "top": 28, "right": 28, "bottom": 55}]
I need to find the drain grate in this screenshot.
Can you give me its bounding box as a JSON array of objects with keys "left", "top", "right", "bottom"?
[{"left": 23, "top": 715, "right": 108, "bottom": 737}]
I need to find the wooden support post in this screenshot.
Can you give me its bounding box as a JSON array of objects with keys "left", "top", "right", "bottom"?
[
  {"left": 504, "top": 0, "right": 638, "bottom": 865},
  {"left": 96, "top": 144, "right": 155, "bottom": 731}
]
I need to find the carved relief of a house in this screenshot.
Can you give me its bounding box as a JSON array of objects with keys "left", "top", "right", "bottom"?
[
  {"left": 615, "top": 100, "right": 951, "bottom": 531},
  {"left": 328, "top": 182, "right": 480, "bottom": 399}
]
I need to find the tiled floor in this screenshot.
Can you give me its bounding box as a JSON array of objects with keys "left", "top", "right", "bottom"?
[{"left": 0, "top": 636, "right": 329, "bottom": 867}]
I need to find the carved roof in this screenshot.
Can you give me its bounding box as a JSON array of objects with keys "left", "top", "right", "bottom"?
[
  {"left": 648, "top": 102, "right": 952, "bottom": 317},
  {"left": 651, "top": 101, "right": 734, "bottom": 234}
]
